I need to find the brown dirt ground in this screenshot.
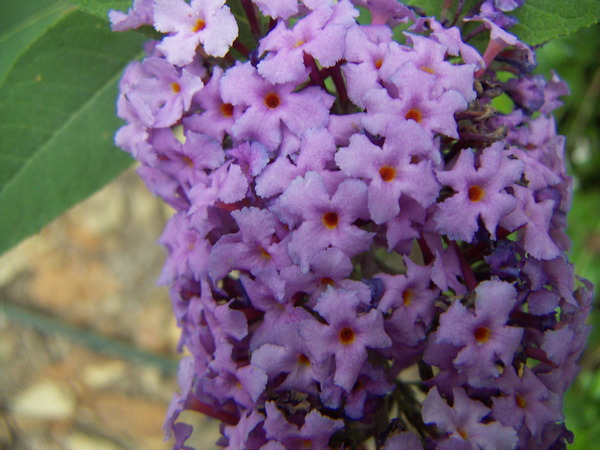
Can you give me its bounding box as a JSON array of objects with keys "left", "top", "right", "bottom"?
[{"left": 0, "top": 169, "right": 220, "bottom": 449}]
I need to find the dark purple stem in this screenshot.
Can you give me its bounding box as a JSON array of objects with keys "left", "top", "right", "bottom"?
[
  {"left": 303, "top": 53, "right": 327, "bottom": 91},
  {"left": 453, "top": 241, "right": 478, "bottom": 292},
  {"left": 241, "top": 0, "right": 262, "bottom": 38},
  {"left": 232, "top": 39, "right": 250, "bottom": 59},
  {"left": 328, "top": 61, "right": 349, "bottom": 108}
]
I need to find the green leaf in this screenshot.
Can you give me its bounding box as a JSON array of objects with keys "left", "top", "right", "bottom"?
[
  {"left": 65, "top": 0, "right": 132, "bottom": 20},
  {"left": 0, "top": 10, "right": 145, "bottom": 255},
  {"left": 403, "top": 0, "right": 480, "bottom": 24},
  {"left": 511, "top": 0, "right": 600, "bottom": 46},
  {"left": 0, "top": 0, "right": 73, "bottom": 84}
]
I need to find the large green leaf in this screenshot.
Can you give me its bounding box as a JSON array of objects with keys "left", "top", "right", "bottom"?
[
  {"left": 65, "top": 0, "right": 131, "bottom": 20},
  {"left": 511, "top": 0, "right": 600, "bottom": 46},
  {"left": 0, "top": 0, "right": 73, "bottom": 84},
  {"left": 0, "top": 10, "right": 145, "bottom": 255}
]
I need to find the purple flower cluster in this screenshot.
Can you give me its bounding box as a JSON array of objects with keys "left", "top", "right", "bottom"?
[{"left": 111, "top": 0, "right": 592, "bottom": 448}]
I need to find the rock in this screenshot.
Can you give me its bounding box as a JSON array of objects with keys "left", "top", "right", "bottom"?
[
  {"left": 12, "top": 380, "right": 76, "bottom": 420},
  {"left": 65, "top": 432, "right": 119, "bottom": 450},
  {"left": 82, "top": 360, "right": 126, "bottom": 389}
]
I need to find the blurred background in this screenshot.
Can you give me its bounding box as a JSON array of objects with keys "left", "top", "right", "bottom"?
[{"left": 0, "top": 23, "right": 598, "bottom": 450}]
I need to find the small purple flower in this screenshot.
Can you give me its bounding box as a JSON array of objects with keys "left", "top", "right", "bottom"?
[
  {"left": 220, "top": 62, "right": 335, "bottom": 150},
  {"left": 257, "top": 1, "right": 357, "bottom": 84},
  {"left": 434, "top": 142, "right": 523, "bottom": 242},
  {"left": 362, "top": 63, "right": 469, "bottom": 139},
  {"left": 183, "top": 66, "right": 238, "bottom": 141},
  {"left": 263, "top": 402, "right": 344, "bottom": 449},
  {"left": 275, "top": 171, "right": 374, "bottom": 272},
  {"left": 256, "top": 127, "right": 337, "bottom": 198},
  {"left": 119, "top": 57, "right": 204, "bottom": 128},
  {"left": 435, "top": 280, "right": 524, "bottom": 386},
  {"left": 423, "top": 386, "right": 518, "bottom": 449},
  {"left": 208, "top": 207, "right": 290, "bottom": 281},
  {"left": 492, "top": 366, "right": 562, "bottom": 443},
  {"left": 299, "top": 287, "right": 391, "bottom": 391},
  {"left": 251, "top": 0, "right": 298, "bottom": 20},
  {"left": 109, "top": 0, "right": 153, "bottom": 31},
  {"left": 154, "top": 0, "right": 238, "bottom": 65},
  {"left": 335, "top": 120, "right": 440, "bottom": 223}
]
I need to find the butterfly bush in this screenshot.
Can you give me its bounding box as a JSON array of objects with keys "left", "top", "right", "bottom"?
[{"left": 111, "top": 0, "right": 593, "bottom": 448}]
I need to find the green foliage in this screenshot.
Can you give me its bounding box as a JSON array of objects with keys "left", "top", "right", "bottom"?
[
  {"left": 226, "top": 0, "right": 258, "bottom": 60},
  {"left": 511, "top": 0, "right": 600, "bottom": 46},
  {"left": 0, "top": 8, "right": 145, "bottom": 255},
  {"left": 62, "top": 0, "right": 131, "bottom": 20},
  {"left": 0, "top": 0, "right": 73, "bottom": 84},
  {"left": 404, "top": 0, "right": 480, "bottom": 23},
  {"left": 535, "top": 24, "right": 600, "bottom": 190},
  {"left": 568, "top": 190, "right": 600, "bottom": 287}
]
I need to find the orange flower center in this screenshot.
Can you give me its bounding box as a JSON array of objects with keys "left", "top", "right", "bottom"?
[
  {"left": 515, "top": 393, "right": 527, "bottom": 409},
  {"left": 339, "top": 326, "right": 355, "bottom": 345},
  {"left": 297, "top": 353, "right": 310, "bottom": 366},
  {"left": 300, "top": 439, "right": 313, "bottom": 448},
  {"left": 474, "top": 326, "right": 491, "bottom": 344},
  {"left": 322, "top": 212, "right": 339, "bottom": 229},
  {"left": 421, "top": 66, "right": 435, "bottom": 74},
  {"left": 220, "top": 103, "right": 234, "bottom": 117},
  {"left": 264, "top": 92, "right": 280, "bottom": 109},
  {"left": 171, "top": 82, "right": 181, "bottom": 93},
  {"left": 320, "top": 277, "right": 335, "bottom": 287},
  {"left": 192, "top": 18, "right": 206, "bottom": 32},
  {"left": 258, "top": 246, "right": 271, "bottom": 260},
  {"left": 374, "top": 58, "right": 383, "bottom": 69},
  {"left": 402, "top": 289, "right": 412, "bottom": 306},
  {"left": 468, "top": 185, "right": 485, "bottom": 202},
  {"left": 405, "top": 108, "right": 423, "bottom": 123},
  {"left": 379, "top": 165, "right": 396, "bottom": 182}
]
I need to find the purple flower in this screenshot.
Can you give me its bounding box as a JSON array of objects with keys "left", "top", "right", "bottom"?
[
  {"left": 275, "top": 171, "right": 374, "bottom": 272},
  {"left": 435, "top": 280, "right": 524, "bottom": 386},
  {"left": 119, "top": 57, "right": 203, "bottom": 128},
  {"left": 208, "top": 207, "right": 291, "bottom": 281},
  {"left": 492, "top": 366, "right": 562, "bottom": 443},
  {"left": 154, "top": 0, "right": 238, "bottom": 65},
  {"left": 335, "top": 120, "right": 440, "bottom": 223},
  {"left": 109, "top": 0, "right": 153, "bottom": 31},
  {"left": 251, "top": 0, "right": 298, "bottom": 20},
  {"left": 361, "top": 63, "right": 469, "bottom": 139},
  {"left": 299, "top": 287, "right": 391, "bottom": 391},
  {"left": 183, "top": 66, "right": 238, "bottom": 141},
  {"left": 220, "top": 62, "right": 335, "bottom": 150},
  {"left": 263, "top": 402, "right": 344, "bottom": 448},
  {"left": 378, "top": 258, "right": 438, "bottom": 346},
  {"left": 257, "top": 1, "right": 357, "bottom": 84},
  {"left": 110, "top": 1, "right": 592, "bottom": 447},
  {"left": 423, "top": 386, "right": 518, "bottom": 449},
  {"left": 500, "top": 184, "right": 562, "bottom": 260},
  {"left": 256, "top": 127, "right": 337, "bottom": 198},
  {"left": 434, "top": 142, "right": 523, "bottom": 242}
]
